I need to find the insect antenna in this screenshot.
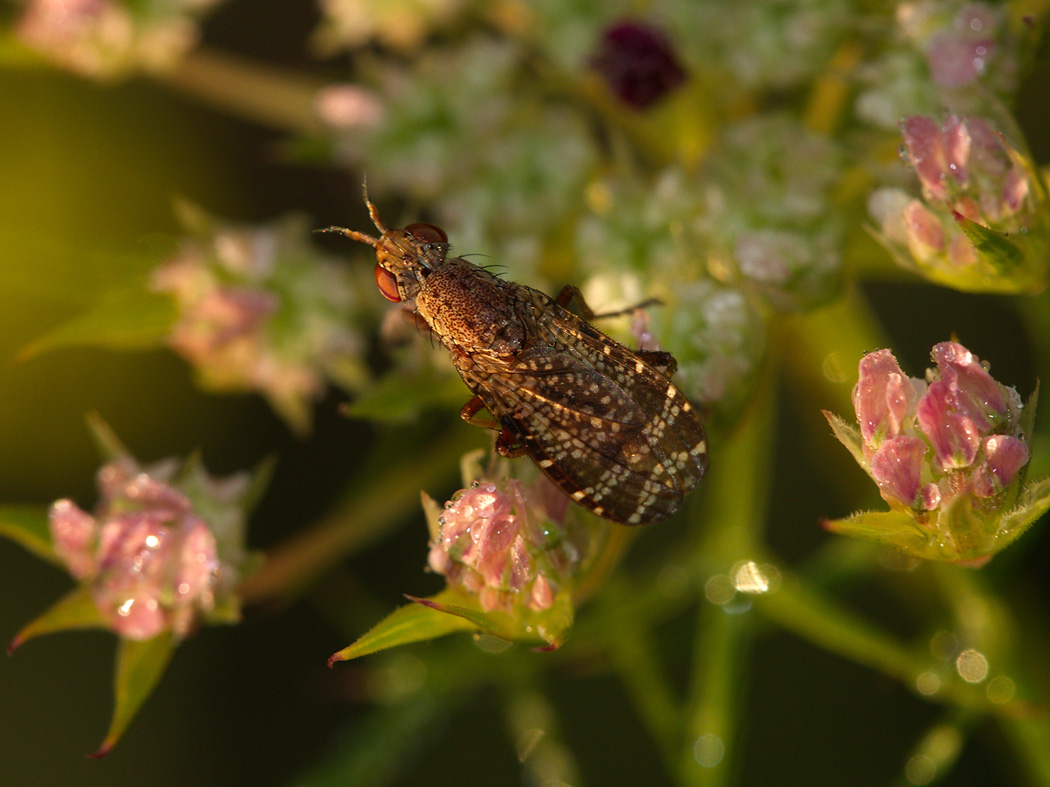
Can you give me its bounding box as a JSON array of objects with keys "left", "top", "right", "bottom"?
[{"left": 315, "top": 177, "right": 388, "bottom": 246}]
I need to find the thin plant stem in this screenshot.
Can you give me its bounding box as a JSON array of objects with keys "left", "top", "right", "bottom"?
[
  {"left": 239, "top": 426, "right": 482, "bottom": 604},
  {"left": 677, "top": 360, "right": 777, "bottom": 787}
]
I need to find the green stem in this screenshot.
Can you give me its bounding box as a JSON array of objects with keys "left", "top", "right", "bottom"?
[
  {"left": 777, "top": 284, "right": 889, "bottom": 418},
  {"left": 756, "top": 570, "right": 1001, "bottom": 715},
  {"left": 238, "top": 426, "right": 482, "bottom": 604},
  {"left": 158, "top": 48, "right": 325, "bottom": 134},
  {"left": 676, "top": 361, "right": 777, "bottom": 787},
  {"left": 599, "top": 579, "right": 683, "bottom": 772}
]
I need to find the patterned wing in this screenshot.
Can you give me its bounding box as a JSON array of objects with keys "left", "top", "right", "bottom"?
[{"left": 477, "top": 326, "right": 707, "bottom": 524}]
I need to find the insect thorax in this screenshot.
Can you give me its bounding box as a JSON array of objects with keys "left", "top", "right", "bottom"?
[{"left": 416, "top": 259, "right": 528, "bottom": 355}]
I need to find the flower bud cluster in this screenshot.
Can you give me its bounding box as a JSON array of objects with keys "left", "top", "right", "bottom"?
[
  {"left": 869, "top": 113, "right": 1048, "bottom": 292},
  {"left": 853, "top": 342, "right": 1027, "bottom": 512},
  {"left": 49, "top": 457, "right": 250, "bottom": 640},
  {"left": 427, "top": 475, "right": 592, "bottom": 615},
  {"left": 17, "top": 0, "right": 219, "bottom": 80},
  {"left": 152, "top": 213, "right": 372, "bottom": 433},
  {"left": 826, "top": 341, "right": 1041, "bottom": 564}
]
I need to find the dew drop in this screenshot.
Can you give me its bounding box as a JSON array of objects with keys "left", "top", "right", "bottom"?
[
  {"left": 692, "top": 734, "right": 724, "bottom": 767},
  {"left": 955, "top": 649, "right": 989, "bottom": 683}
]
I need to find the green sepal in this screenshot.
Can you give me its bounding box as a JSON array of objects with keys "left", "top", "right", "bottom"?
[
  {"left": 9, "top": 585, "right": 107, "bottom": 653},
  {"left": 407, "top": 590, "right": 574, "bottom": 650},
  {"left": 85, "top": 411, "right": 133, "bottom": 463},
  {"left": 822, "top": 510, "right": 932, "bottom": 557},
  {"left": 91, "top": 634, "right": 177, "bottom": 758},
  {"left": 18, "top": 287, "right": 177, "bottom": 360},
  {"left": 327, "top": 583, "right": 576, "bottom": 666},
  {"left": 327, "top": 587, "right": 478, "bottom": 666},
  {"left": 0, "top": 504, "right": 58, "bottom": 566},
  {"left": 822, "top": 410, "right": 871, "bottom": 475},
  {"left": 950, "top": 212, "right": 1048, "bottom": 293},
  {"left": 991, "top": 476, "right": 1050, "bottom": 553}
]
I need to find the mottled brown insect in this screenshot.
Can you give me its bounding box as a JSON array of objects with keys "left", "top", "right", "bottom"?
[{"left": 324, "top": 196, "right": 707, "bottom": 524}]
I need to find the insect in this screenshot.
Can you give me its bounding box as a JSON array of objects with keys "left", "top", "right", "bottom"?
[{"left": 323, "top": 195, "right": 707, "bottom": 524}]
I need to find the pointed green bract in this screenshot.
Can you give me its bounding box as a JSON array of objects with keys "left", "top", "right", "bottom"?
[
  {"left": 328, "top": 588, "right": 478, "bottom": 665},
  {"left": 994, "top": 476, "right": 1050, "bottom": 550},
  {"left": 823, "top": 510, "right": 932, "bottom": 555},
  {"left": 93, "top": 635, "right": 177, "bottom": 757},
  {"left": 328, "top": 584, "right": 577, "bottom": 666},
  {"left": 10, "top": 586, "right": 107, "bottom": 651},
  {"left": 822, "top": 411, "right": 869, "bottom": 473},
  {"left": 0, "top": 504, "right": 58, "bottom": 566},
  {"left": 824, "top": 473, "right": 1050, "bottom": 564}
]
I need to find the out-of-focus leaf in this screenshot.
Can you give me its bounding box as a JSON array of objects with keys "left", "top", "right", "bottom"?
[
  {"left": 18, "top": 288, "right": 176, "bottom": 360},
  {"left": 0, "top": 504, "right": 58, "bottom": 565},
  {"left": 92, "top": 634, "right": 177, "bottom": 757},
  {"left": 0, "top": 224, "right": 173, "bottom": 302},
  {"left": 8, "top": 586, "right": 106, "bottom": 653},
  {"left": 343, "top": 366, "right": 467, "bottom": 424}
]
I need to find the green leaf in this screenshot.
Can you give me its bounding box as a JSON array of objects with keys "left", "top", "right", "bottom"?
[
  {"left": 9, "top": 586, "right": 107, "bottom": 653},
  {"left": 0, "top": 504, "right": 58, "bottom": 566},
  {"left": 92, "top": 634, "right": 177, "bottom": 757},
  {"left": 327, "top": 588, "right": 478, "bottom": 665},
  {"left": 343, "top": 366, "right": 468, "bottom": 424},
  {"left": 19, "top": 287, "right": 176, "bottom": 360}
]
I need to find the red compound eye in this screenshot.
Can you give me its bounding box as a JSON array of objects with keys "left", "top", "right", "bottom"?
[
  {"left": 375, "top": 265, "right": 401, "bottom": 302},
  {"left": 404, "top": 222, "right": 448, "bottom": 245}
]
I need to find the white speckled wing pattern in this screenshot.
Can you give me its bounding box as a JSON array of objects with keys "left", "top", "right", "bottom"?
[{"left": 474, "top": 300, "right": 708, "bottom": 525}]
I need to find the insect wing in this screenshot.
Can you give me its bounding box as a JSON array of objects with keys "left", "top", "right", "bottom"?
[{"left": 480, "top": 315, "right": 707, "bottom": 524}]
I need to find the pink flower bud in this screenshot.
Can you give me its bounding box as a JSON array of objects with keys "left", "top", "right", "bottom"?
[
  {"left": 902, "top": 116, "right": 963, "bottom": 202},
  {"left": 973, "top": 435, "right": 1029, "bottom": 497},
  {"left": 931, "top": 341, "right": 1007, "bottom": 428},
  {"left": 903, "top": 200, "right": 945, "bottom": 261},
  {"left": 428, "top": 473, "right": 588, "bottom": 616},
  {"left": 870, "top": 436, "right": 928, "bottom": 507},
  {"left": 44, "top": 448, "right": 249, "bottom": 641},
  {"left": 916, "top": 379, "right": 981, "bottom": 470},
  {"left": 852, "top": 349, "right": 922, "bottom": 446}
]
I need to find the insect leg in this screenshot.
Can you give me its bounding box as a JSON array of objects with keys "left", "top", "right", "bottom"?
[
  {"left": 494, "top": 425, "right": 527, "bottom": 458},
  {"left": 461, "top": 396, "right": 527, "bottom": 457},
  {"left": 460, "top": 395, "right": 498, "bottom": 429},
  {"left": 554, "top": 284, "right": 663, "bottom": 321}
]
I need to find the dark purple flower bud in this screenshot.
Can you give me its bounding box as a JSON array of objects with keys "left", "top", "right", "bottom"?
[
  {"left": 870, "top": 436, "right": 928, "bottom": 507},
  {"left": 591, "top": 20, "right": 686, "bottom": 109}
]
